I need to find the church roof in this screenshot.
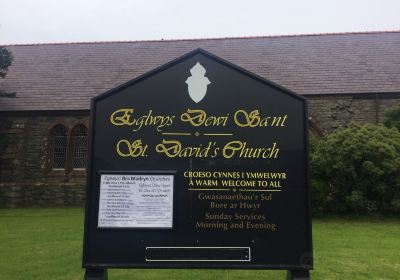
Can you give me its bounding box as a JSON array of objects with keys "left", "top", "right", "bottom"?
[{"left": 1, "top": 31, "right": 400, "bottom": 112}]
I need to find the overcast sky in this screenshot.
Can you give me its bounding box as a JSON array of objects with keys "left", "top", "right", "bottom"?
[{"left": 1, "top": 0, "right": 399, "bottom": 45}]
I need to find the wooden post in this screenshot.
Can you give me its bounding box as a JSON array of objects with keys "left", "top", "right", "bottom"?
[
  {"left": 84, "top": 268, "right": 108, "bottom": 280},
  {"left": 286, "top": 270, "right": 310, "bottom": 280}
]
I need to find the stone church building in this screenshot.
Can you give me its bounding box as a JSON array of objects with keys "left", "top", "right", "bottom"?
[{"left": 1, "top": 31, "right": 400, "bottom": 207}]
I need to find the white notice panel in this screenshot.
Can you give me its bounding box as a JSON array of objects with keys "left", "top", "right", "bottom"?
[{"left": 98, "top": 174, "right": 174, "bottom": 228}]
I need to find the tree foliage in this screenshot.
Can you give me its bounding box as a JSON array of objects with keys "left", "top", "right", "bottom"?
[
  {"left": 310, "top": 123, "right": 400, "bottom": 214},
  {"left": 0, "top": 47, "right": 13, "bottom": 78},
  {"left": 383, "top": 105, "right": 400, "bottom": 131}
]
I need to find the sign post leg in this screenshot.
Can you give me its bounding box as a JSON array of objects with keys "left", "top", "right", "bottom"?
[
  {"left": 84, "top": 268, "right": 108, "bottom": 280},
  {"left": 286, "top": 270, "right": 310, "bottom": 280}
]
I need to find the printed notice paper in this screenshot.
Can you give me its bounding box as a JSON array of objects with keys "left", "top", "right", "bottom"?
[{"left": 98, "top": 174, "right": 174, "bottom": 228}]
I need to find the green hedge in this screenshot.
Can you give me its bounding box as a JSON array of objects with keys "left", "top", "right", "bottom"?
[{"left": 310, "top": 123, "right": 400, "bottom": 215}]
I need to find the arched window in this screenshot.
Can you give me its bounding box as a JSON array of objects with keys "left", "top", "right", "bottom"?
[
  {"left": 51, "top": 125, "right": 68, "bottom": 169},
  {"left": 72, "top": 125, "right": 88, "bottom": 169}
]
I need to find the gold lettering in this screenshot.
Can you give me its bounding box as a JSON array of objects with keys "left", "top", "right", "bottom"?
[
  {"left": 116, "top": 139, "right": 148, "bottom": 157},
  {"left": 234, "top": 109, "right": 260, "bottom": 127},
  {"left": 234, "top": 109, "right": 288, "bottom": 127},
  {"left": 181, "top": 109, "right": 206, "bottom": 126},
  {"left": 222, "top": 140, "right": 243, "bottom": 158},
  {"left": 222, "top": 141, "right": 279, "bottom": 159},
  {"left": 110, "top": 108, "right": 175, "bottom": 131},
  {"left": 181, "top": 109, "right": 229, "bottom": 127},
  {"left": 155, "top": 139, "right": 181, "bottom": 157},
  {"left": 156, "top": 140, "right": 215, "bottom": 158},
  {"left": 110, "top": 108, "right": 134, "bottom": 126}
]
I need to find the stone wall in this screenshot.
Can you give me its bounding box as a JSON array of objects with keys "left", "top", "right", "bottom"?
[
  {"left": 0, "top": 113, "right": 89, "bottom": 207},
  {"left": 1, "top": 93, "right": 400, "bottom": 207},
  {"left": 307, "top": 93, "right": 400, "bottom": 132}
]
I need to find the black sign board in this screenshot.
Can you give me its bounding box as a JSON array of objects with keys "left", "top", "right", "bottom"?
[{"left": 83, "top": 49, "right": 313, "bottom": 279}]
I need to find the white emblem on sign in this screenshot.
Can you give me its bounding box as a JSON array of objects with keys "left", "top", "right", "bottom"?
[{"left": 185, "top": 62, "right": 211, "bottom": 103}]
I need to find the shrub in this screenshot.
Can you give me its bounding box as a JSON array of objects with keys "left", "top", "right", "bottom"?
[
  {"left": 309, "top": 136, "right": 330, "bottom": 214},
  {"left": 383, "top": 105, "right": 400, "bottom": 131},
  {"left": 310, "top": 123, "right": 400, "bottom": 214}
]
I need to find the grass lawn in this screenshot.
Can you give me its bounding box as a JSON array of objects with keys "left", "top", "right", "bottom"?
[{"left": 0, "top": 208, "right": 399, "bottom": 280}]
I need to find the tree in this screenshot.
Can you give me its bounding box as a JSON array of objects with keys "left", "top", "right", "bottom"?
[{"left": 0, "top": 47, "right": 13, "bottom": 78}]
